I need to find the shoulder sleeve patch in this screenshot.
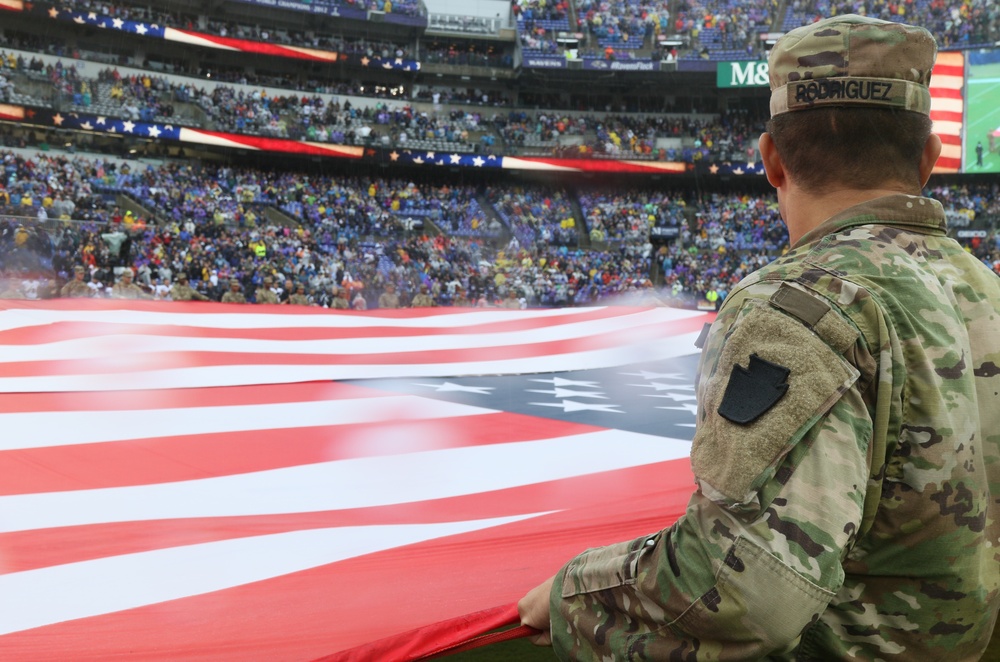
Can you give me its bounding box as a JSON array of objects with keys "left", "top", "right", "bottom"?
[
  {"left": 691, "top": 299, "right": 860, "bottom": 506},
  {"left": 717, "top": 354, "right": 790, "bottom": 424}
]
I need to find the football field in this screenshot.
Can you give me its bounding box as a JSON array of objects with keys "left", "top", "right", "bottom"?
[{"left": 964, "top": 61, "right": 1000, "bottom": 173}]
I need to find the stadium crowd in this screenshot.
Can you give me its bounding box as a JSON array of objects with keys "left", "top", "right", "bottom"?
[{"left": 1, "top": 150, "right": 997, "bottom": 311}]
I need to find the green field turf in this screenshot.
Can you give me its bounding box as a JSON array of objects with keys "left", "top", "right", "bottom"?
[{"left": 963, "top": 61, "right": 1000, "bottom": 173}]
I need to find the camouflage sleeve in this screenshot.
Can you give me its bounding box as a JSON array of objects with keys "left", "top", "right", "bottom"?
[{"left": 549, "top": 282, "right": 876, "bottom": 660}]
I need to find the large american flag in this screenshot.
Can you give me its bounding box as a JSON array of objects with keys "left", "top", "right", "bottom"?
[{"left": 0, "top": 300, "right": 710, "bottom": 660}]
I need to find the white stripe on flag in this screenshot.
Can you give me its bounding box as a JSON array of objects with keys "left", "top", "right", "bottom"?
[
  {"left": 0, "top": 304, "right": 622, "bottom": 332},
  {"left": 0, "top": 395, "right": 491, "bottom": 451},
  {"left": 0, "top": 312, "right": 693, "bottom": 361},
  {"left": 0, "top": 515, "right": 546, "bottom": 636},
  {"left": 0, "top": 431, "right": 691, "bottom": 533},
  {"left": 0, "top": 330, "right": 705, "bottom": 392}
]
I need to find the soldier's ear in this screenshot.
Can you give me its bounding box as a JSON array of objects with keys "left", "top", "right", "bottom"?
[
  {"left": 918, "top": 133, "right": 942, "bottom": 188},
  {"left": 759, "top": 132, "right": 785, "bottom": 190}
]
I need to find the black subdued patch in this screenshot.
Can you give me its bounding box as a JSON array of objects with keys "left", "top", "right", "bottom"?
[
  {"left": 718, "top": 354, "right": 790, "bottom": 424},
  {"left": 814, "top": 28, "right": 842, "bottom": 37},
  {"left": 694, "top": 322, "right": 712, "bottom": 349}
]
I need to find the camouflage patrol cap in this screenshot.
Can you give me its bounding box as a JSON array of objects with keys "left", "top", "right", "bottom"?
[
  {"left": 73, "top": 265, "right": 85, "bottom": 273},
  {"left": 769, "top": 14, "right": 937, "bottom": 117},
  {"left": 229, "top": 278, "right": 240, "bottom": 287}
]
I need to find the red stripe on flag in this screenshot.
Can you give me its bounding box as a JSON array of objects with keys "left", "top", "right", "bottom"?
[
  {"left": 930, "top": 110, "right": 963, "bottom": 124},
  {"left": 0, "top": 317, "right": 709, "bottom": 378},
  {"left": 0, "top": 307, "right": 650, "bottom": 345},
  {"left": 169, "top": 29, "right": 338, "bottom": 61},
  {"left": 930, "top": 87, "right": 964, "bottom": 100},
  {"left": 0, "top": 459, "right": 692, "bottom": 573},
  {"left": 0, "top": 460, "right": 694, "bottom": 661},
  {"left": 0, "top": 411, "right": 597, "bottom": 495},
  {"left": 0, "top": 381, "right": 374, "bottom": 414}
]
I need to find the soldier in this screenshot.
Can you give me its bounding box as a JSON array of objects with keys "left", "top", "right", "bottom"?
[
  {"left": 410, "top": 283, "right": 434, "bottom": 307},
  {"left": 519, "top": 15, "right": 1000, "bottom": 660},
  {"left": 329, "top": 286, "right": 350, "bottom": 310},
  {"left": 451, "top": 284, "right": 471, "bottom": 307},
  {"left": 60, "top": 265, "right": 92, "bottom": 298},
  {"left": 378, "top": 282, "right": 400, "bottom": 309},
  {"left": 110, "top": 269, "right": 151, "bottom": 299},
  {"left": 288, "top": 283, "right": 312, "bottom": 306},
  {"left": 169, "top": 273, "right": 209, "bottom": 301},
  {"left": 220, "top": 278, "right": 246, "bottom": 304},
  {"left": 254, "top": 275, "right": 280, "bottom": 304},
  {"left": 500, "top": 289, "right": 521, "bottom": 309}
]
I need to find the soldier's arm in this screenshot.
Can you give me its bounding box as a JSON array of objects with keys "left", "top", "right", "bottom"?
[{"left": 548, "top": 283, "right": 875, "bottom": 660}]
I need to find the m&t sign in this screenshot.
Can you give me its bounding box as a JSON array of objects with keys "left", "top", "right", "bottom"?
[{"left": 717, "top": 61, "right": 769, "bottom": 88}]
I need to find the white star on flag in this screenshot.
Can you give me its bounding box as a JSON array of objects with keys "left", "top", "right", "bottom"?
[
  {"left": 412, "top": 382, "right": 495, "bottom": 395},
  {"left": 621, "top": 371, "right": 686, "bottom": 380},
  {"left": 472, "top": 156, "right": 485, "bottom": 167},
  {"left": 630, "top": 382, "right": 695, "bottom": 391},
  {"left": 659, "top": 404, "right": 699, "bottom": 415},
  {"left": 382, "top": 62, "right": 393, "bottom": 69},
  {"left": 112, "top": 18, "right": 124, "bottom": 28},
  {"left": 135, "top": 23, "right": 148, "bottom": 35},
  {"left": 80, "top": 121, "right": 93, "bottom": 130},
  {"left": 148, "top": 125, "right": 161, "bottom": 138},
  {"left": 96, "top": 117, "right": 106, "bottom": 124},
  {"left": 48, "top": 7, "right": 58, "bottom": 17},
  {"left": 449, "top": 154, "right": 461, "bottom": 164},
  {"left": 412, "top": 156, "right": 424, "bottom": 164},
  {"left": 73, "top": 15, "right": 85, "bottom": 24},
  {"left": 426, "top": 152, "right": 435, "bottom": 159},
  {"left": 643, "top": 393, "right": 697, "bottom": 402},
  {"left": 530, "top": 377, "right": 600, "bottom": 388},
  {"left": 530, "top": 401, "right": 624, "bottom": 413},
  {"left": 361, "top": 57, "right": 370, "bottom": 66},
  {"left": 88, "top": 12, "right": 97, "bottom": 19},
  {"left": 394, "top": 58, "right": 403, "bottom": 65},
  {"left": 527, "top": 388, "right": 607, "bottom": 399},
  {"left": 389, "top": 151, "right": 399, "bottom": 161},
  {"left": 122, "top": 121, "right": 135, "bottom": 133},
  {"left": 52, "top": 114, "right": 64, "bottom": 126}
]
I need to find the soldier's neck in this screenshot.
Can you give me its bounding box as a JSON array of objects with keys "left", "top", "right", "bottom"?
[{"left": 781, "top": 183, "right": 920, "bottom": 246}]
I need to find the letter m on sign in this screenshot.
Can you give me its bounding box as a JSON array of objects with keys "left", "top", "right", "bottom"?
[{"left": 731, "top": 62, "right": 755, "bottom": 87}]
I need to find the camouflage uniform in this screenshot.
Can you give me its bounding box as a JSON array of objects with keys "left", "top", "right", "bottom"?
[
  {"left": 111, "top": 277, "right": 151, "bottom": 300},
  {"left": 411, "top": 292, "right": 434, "bottom": 307},
  {"left": 379, "top": 289, "right": 400, "bottom": 309},
  {"left": 255, "top": 286, "right": 280, "bottom": 305},
  {"left": 551, "top": 196, "right": 1000, "bottom": 660},
  {"left": 330, "top": 291, "right": 350, "bottom": 310},
  {"left": 60, "top": 278, "right": 91, "bottom": 298},
  {"left": 289, "top": 293, "right": 311, "bottom": 306},
  {"left": 221, "top": 289, "right": 246, "bottom": 304},
  {"left": 549, "top": 17, "right": 1000, "bottom": 662},
  {"left": 170, "top": 282, "right": 209, "bottom": 302}
]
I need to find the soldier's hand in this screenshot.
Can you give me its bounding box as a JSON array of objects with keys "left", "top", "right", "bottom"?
[{"left": 517, "top": 574, "right": 555, "bottom": 646}]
